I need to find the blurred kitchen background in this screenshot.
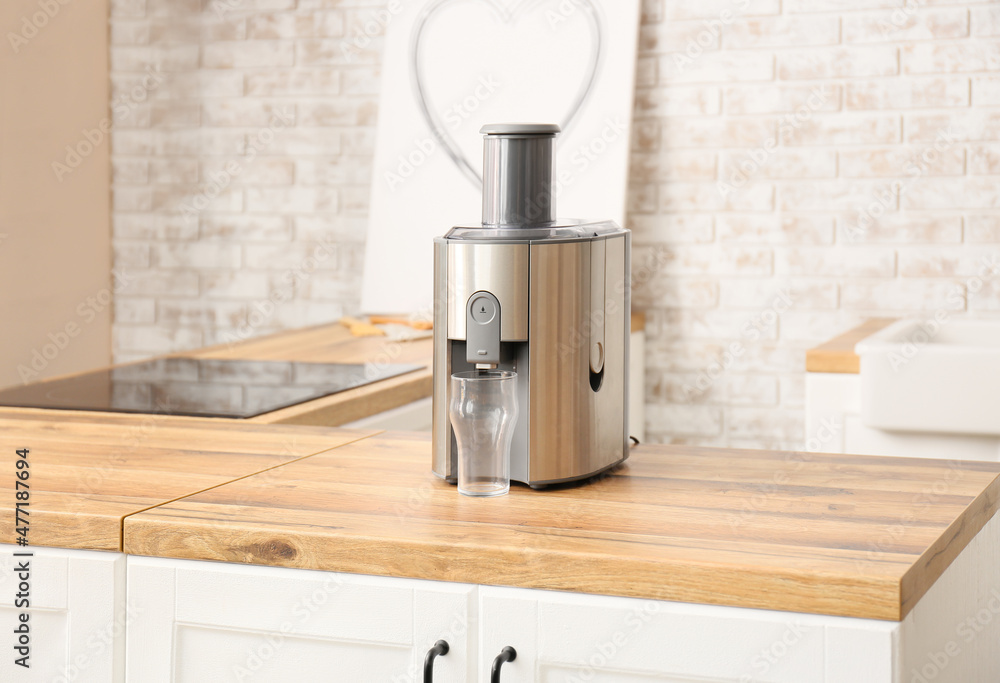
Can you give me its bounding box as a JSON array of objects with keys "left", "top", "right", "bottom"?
[{"left": 1, "top": 0, "right": 998, "bottom": 450}]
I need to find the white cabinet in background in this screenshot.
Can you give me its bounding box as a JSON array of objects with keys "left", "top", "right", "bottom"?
[
  {"left": 805, "top": 372, "right": 1000, "bottom": 461},
  {"left": 125, "top": 556, "right": 476, "bottom": 683},
  {"left": 0, "top": 544, "right": 126, "bottom": 682}
]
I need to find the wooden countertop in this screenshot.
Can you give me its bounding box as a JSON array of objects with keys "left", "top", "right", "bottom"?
[
  {"left": 806, "top": 318, "right": 896, "bottom": 374},
  {"left": 0, "top": 408, "right": 375, "bottom": 551},
  {"left": 124, "top": 432, "right": 1000, "bottom": 621}
]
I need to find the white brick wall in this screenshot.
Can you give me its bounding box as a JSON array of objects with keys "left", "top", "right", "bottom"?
[
  {"left": 111, "top": 0, "right": 1000, "bottom": 450},
  {"left": 634, "top": 0, "right": 1000, "bottom": 449},
  {"left": 110, "top": 0, "right": 370, "bottom": 359}
]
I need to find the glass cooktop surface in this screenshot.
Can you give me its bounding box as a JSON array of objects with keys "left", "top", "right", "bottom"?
[{"left": 0, "top": 358, "right": 424, "bottom": 419}]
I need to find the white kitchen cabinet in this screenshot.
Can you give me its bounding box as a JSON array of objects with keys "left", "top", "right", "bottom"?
[
  {"left": 125, "top": 510, "right": 999, "bottom": 683},
  {"left": 479, "top": 586, "right": 881, "bottom": 683},
  {"left": 805, "top": 372, "right": 1000, "bottom": 461},
  {"left": 0, "top": 544, "right": 126, "bottom": 682},
  {"left": 480, "top": 509, "right": 1000, "bottom": 683},
  {"left": 125, "top": 556, "right": 476, "bottom": 683}
]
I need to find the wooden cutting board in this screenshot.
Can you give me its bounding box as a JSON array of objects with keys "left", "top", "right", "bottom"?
[
  {"left": 124, "top": 431, "right": 1000, "bottom": 621},
  {"left": 0, "top": 408, "right": 376, "bottom": 551}
]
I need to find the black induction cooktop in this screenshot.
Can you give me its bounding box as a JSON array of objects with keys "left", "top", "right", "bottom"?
[{"left": 0, "top": 358, "right": 424, "bottom": 419}]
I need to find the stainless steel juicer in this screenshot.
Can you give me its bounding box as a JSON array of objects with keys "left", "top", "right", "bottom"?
[{"left": 432, "top": 123, "right": 631, "bottom": 488}]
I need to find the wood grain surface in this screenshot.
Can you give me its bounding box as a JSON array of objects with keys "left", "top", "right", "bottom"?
[
  {"left": 0, "top": 408, "right": 376, "bottom": 551},
  {"left": 123, "top": 431, "right": 1000, "bottom": 621},
  {"left": 806, "top": 318, "right": 896, "bottom": 374}
]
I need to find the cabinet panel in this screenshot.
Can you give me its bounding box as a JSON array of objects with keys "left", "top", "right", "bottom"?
[
  {"left": 0, "top": 544, "right": 125, "bottom": 682},
  {"left": 173, "top": 624, "right": 411, "bottom": 682},
  {"left": 481, "top": 587, "right": 898, "bottom": 683},
  {"left": 127, "top": 556, "right": 476, "bottom": 683}
]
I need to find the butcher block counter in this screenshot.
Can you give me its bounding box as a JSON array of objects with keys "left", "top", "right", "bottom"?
[
  {"left": 4, "top": 411, "right": 998, "bottom": 622},
  {"left": 0, "top": 408, "right": 377, "bottom": 551}
]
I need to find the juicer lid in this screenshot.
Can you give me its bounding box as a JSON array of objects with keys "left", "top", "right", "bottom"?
[
  {"left": 443, "top": 219, "right": 628, "bottom": 243},
  {"left": 480, "top": 123, "right": 561, "bottom": 136}
]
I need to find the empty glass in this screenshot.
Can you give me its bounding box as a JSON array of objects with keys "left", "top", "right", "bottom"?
[{"left": 450, "top": 370, "right": 518, "bottom": 497}]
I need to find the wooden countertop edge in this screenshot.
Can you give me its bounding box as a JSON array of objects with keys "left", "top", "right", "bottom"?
[
  {"left": 10, "top": 429, "right": 382, "bottom": 553},
  {"left": 121, "top": 520, "right": 901, "bottom": 621},
  {"left": 899, "top": 471, "right": 1000, "bottom": 620},
  {"left": 805, "top": 318, "right": 896, "bottom": 374},
  {"left": 111, "top": 431, "right": 381, "bottom": 552},
  {"left": 248, "top": 368, "right": 432, "bottom": 426}
]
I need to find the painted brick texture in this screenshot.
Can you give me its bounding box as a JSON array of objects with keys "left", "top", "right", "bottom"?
[{"left": 111, "top": 0, "right": 1000, "bottom": 450}]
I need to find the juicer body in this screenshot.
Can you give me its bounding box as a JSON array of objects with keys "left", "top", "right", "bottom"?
[{"left": 432, "top": 222, "right": 631, "bottom": 487}]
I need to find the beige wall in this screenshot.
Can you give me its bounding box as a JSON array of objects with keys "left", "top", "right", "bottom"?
[
  {"left": 0, "top": 0, "right": 112, "bottom": 389},
  {"left": 108, "top": 1, "right": 1000, "bottom": 450}
]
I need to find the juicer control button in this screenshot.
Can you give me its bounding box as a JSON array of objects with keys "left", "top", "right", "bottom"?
[
  {"left": 470, "top": 295, "right": 497, "bottom": 325},
  {"left": 466, "top": 291, "right": 501, "bottom": 366}
]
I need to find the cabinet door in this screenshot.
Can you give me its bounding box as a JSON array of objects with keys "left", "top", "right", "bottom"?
[
  {"left": 126, "top": 556, "right": 476, "bottom": 682},
  {"left": 0, "top": 544, "right": 126, "bottom": 682},
  {"left": 480, "top": 586, "right": 896, "bottom": 683}
]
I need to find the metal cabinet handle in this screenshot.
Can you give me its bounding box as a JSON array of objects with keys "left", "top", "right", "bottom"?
[
  {"left": 490, "top": 646, "right": 517, "bottom": 683},
  {"left": 423, "top": 640, "right": 449, "bottom": 683}
]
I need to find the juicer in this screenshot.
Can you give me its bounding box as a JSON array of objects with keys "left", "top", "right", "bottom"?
[{"left": 432, "top": 123, "right": 631, "bottom": 488}]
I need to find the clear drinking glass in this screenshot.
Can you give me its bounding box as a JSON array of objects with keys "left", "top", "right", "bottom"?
[{"left": 449, "top": 370, "right": 518, "bottom": 497}]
